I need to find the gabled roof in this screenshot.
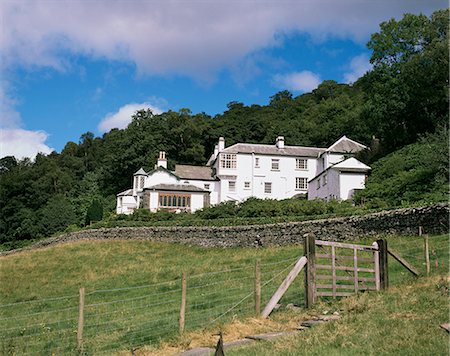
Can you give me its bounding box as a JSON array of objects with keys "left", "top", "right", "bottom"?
[
  {"left": 145, "top": 183, "right": 207, "bottom": 192},
  {"left": 147, "top": 166, "right": 180, "bottom": 180},
  {"left": 326, "top": 136, "right": 367, "bottom": 153},
  {"left": 331, "top": 157, "right": 371, "bottom": 171},
  {"left": 175, "top": 165, "right": 215, "bottom": 181},
  {"left": 309, "top": 157, "right": 370, "bottom": 182},
  {"left": 222, "top": 143, "right": 326, "bottom": 157},
  {"left": 117, "top": 189, "right": 133, "bottom": 196},
  {"left": 134, "top": 167, "right": 147, "bottom": 175}
]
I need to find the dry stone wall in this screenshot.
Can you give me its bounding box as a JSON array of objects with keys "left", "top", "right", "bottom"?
[{"left": 2, "top": 204, "right": 448, "bottom": 256}]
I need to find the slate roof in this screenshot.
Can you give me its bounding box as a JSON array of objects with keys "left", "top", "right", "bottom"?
[
  {"left": 326, "top": 136, "right": 367, "bottom": 153},
  {"left": 117, "top": 189, "right": 133, "bottom": 196},
  {"left": 134, "top": 167, "right": 147, "bottom": 175},
  {"left": 309, "top": 157, "right": 371, "bottom": 182},
  {"left": 222, "top": 143, "right": 326, "bottom": 157},
  {"left": 175, "top": 165, "right": 215, "bottom": 180},
  {"left": 145, "top": 184, "right": 207, "bottom": 192}
]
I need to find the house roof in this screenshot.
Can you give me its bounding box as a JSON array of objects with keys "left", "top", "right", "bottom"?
[
  {"left": 147, "top": 166, "right": 180, "bottom": 180},
  {"left": 309, "top": 157, "right": 371, "bottom": 182},
  {"left": 326, "top": 136, "right": 367, "bottom": 153},
  {"left": 221, "top": 143, "right": 326, "bottom": 157},
  {"left": 117, "top": 189, "right": 133, "bottom": 196},
  {"left": 331, "top": 157, "right": 371, "bottom": 171},
  {"left": 145, "top": 184, "right": 207, "bottom": 192},
  {"left": 175, "top": 165, "right": 215, "bottom": 181},
  {"left": 134, "top": 167, "right": 147, "bottom": 175}
]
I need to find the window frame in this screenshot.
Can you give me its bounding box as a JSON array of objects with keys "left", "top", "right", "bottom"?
[
  {"left": 220, "top": 154, "right": 237, "bottom": 169},
  {"left": 228, "top": 181, "right": 236, "bottom": 192},
  {"left": 271, "top": 159, "right": 280, "bottom": 171},
  {"left": 264, "top": 182, "right": 272, "bottom": 194},
  {"left": 295, "top": 177, "right": 308, "bottom": 191},
  {"left": 296, "top": 158, "right": 308, "bottom": 170},
  {"left": 158, "top": 193, "right": 191, "bottom": 209}
]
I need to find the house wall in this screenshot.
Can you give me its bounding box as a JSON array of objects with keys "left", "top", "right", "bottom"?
[
  {"left": 217, "top": 152, "right": 318, "bottom": 202},
  {"left": 339, "top": 172, "right": 366, "bottom": 200},
  {"left": 182, "top": 180, "right": 220, "bottom": 205},
  {"left": 309, "top": 169, "right": 341, "bottom": 201},
  {"left": 145, "top": 171, "right": 179, "bottom": 187},
  {"left": 116, "top": 195, "right": 137, "bottom": 215}
]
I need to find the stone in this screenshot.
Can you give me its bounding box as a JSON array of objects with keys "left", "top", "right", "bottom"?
[
  {"left": 301, "top": 320, "right": 325, "bottom": 327},
  {"left": 176, "top": 347, "right": 214, "bottom": 356},
  {"left": 318, "top": 315, "right": 341, "bottom": 321},
  {"left": 246, "top": 331, "right": 298, "bottom": 341},
  {"left": 223, "top": 339, "right": 256, "bottom": 349}
]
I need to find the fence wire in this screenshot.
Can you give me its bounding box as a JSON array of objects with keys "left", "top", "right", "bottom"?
[{"left": 1, "top": 234, "right": 447, "bottom": 355}]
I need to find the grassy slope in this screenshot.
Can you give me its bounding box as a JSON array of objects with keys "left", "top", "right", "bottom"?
[
  {"left": 1, "top": 235, "right": 448, "bottom": 355},
  {"left": 227, "top": 274, "right": 449, "bottom": 356}
]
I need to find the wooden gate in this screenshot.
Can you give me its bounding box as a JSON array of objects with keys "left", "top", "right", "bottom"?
[{"left": 304, "top": 235, "right": 387, "bottom": 307}]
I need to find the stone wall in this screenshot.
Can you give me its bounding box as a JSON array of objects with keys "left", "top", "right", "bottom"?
[{"left": 2, "top": 204, "right": 448, "bottom": 256}]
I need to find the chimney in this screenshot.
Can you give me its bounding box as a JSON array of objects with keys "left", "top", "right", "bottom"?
[
  {"left": 218, "top": 137, "right": 225, "bottom": 152},
  {"left": 157, "top": 151, "right": 167, "bottom": 168},
  {"left": 276, "top": 136, "right": 285, "bottom": 149},
  {"left": 214, "top": 144, "right": 219, "bottom": 158}
]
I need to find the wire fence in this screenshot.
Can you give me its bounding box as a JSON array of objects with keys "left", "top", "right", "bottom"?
[
  {"left": 0, "top": 255, "right": 302, "bottom": 355},
  {"left": 1, "top": 233, "right": 447, "bottom": 355}
]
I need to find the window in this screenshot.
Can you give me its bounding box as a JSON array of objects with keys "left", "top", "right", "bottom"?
[
  {"left": 271, "top": 159, "right": 280, "bottom": 170},
  {"left": 264, "top": 182, "right": 272, "bottom": 194},
  {"left": 229, "top": 181, "right": 236, "bottom": 192},
  {"left": 158, "top": 193, "right": 191, "bottom": 209},
  {"left": 220, "top": 154, "right": 237, "bottom": 169},
  {"left": 204, "top": 183, "right": 210, "bottom": 190},
  {"left": 134, "top": 177, "right": 138, "bottom": 189},
  {"left": 244, "top": 182, "right": 250, "bottom": 189},
  {"left": 296, "top": 158, "right": 307, "bottom": 170},
  {"left": 255, "top": 157, "right": 260, "bottom": 168},
  {"left": 323, "top": 174, "right": 327, "bottom": 186},
  {"left": 317, "top": 180, "right": 321, "bottom": 189},
  {"left": 139, "top": 176, "right": 145, "bottom": 189},
  {"left": 296, "top": 177, "right": 308, "bottom": 190}
]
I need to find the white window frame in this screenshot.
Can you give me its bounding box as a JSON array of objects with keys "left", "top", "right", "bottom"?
[
  {"left": 229, "top": 181, "right": 236, "bottom": 192},
  {"left": 264, "top": 182, "right": 272, "bottom": 194},
  {"left": 271, "top": 159, "right": 280, "bottom": 171},
  {"left": 220, "top": 154, "right": 237, "bottom": 169},
  {"left": 244, "top": 181, "right": 250, "bottom": 190},
  {"left": 295, "top": 177, "right": 308, "bottom": 191},
  {"left": 139, "top": 176, "right": 145, "bottom": 189},
  {"left": 296, "top": 158, "right": 308, "bottom": 170}
]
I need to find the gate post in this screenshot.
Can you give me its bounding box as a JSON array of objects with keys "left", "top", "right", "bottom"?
[
  {"left": 377, "top": 239, "right": 389, "bottom": 290},
  {"left": 304, "top": 233, "right": 316, "bottom": 308}
]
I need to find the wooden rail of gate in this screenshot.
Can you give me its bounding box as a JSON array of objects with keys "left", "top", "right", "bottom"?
[{"left": 304, "top": 234, "right": 388, "bottom": 308}]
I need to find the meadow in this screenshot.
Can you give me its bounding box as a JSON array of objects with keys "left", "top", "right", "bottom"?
[{"left": 0, "top": 234, "right": 448, "bottom": 355}]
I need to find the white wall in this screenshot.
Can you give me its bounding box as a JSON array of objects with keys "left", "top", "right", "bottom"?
[
  {"left": 339, "top": 172, "right": 366, "bottom": 200},
  {"left": 116, "top": 195, "right": 137, "bottom": 214},
  {"left": 216, "top": 152, "right": 318, "bottom": 202},
  {"left": 145, "top": 171, "right": 179, "bottom": 187}
]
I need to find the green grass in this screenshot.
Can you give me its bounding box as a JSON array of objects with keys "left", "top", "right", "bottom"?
[{"left": 0, "top": 235, "right": 448, "bottom": 355}]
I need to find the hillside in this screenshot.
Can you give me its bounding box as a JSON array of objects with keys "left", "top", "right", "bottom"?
[{"left": 1, "top": 235, "right": 448, "bottom": 354}]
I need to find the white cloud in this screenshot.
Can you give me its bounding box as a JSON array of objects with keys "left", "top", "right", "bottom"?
[
  {"left": 343, "top": 54, "right": 372, "bottom": 83},
  {"left": 0, "top": 1, "right": 444, "bottom": 78},
  {"left": 0, "top": 129, "right": 53, "bottom": 159},
  {"left": 0, "top": 82, "right": 54, "bottom": 159},
  {"left": 273, "top": 71, "right": 321, "bottom": 92},
  {"left": 98, "top": 102, "right": 164, "bottom": 133}
]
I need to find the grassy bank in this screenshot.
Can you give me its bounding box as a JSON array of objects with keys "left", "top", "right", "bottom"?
[{"left": 1, "top": 235, "right": 448, "bottom": 355}]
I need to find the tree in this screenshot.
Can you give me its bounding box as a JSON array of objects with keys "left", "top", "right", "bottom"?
[
  {"left": 362, "top": 9, "right": 449, "bottom": 151},
  {"left": 85, "top": 199, "right": 103, "bottom": 225},
  {"left": 39, "top": 195, "right": 77, "bottom": 235}
]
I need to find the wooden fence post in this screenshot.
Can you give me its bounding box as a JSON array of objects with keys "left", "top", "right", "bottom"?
[
  {"left": 77, "top": 287, "right": 85, "bottom": 353},
  {"left": 377, "top": 239, "right": 388, "bottom": 290},
  {"left": 418, "top": 226, "right": 423, "bottom": 236},
  {"left": 255, "top": 259, "right": 261, "bottom": 316},
  {"left": 179, "top": 272, "right": 187, "bottom": 334},
  {"left": 424, "top": 234, "right": 430, "bottom": 275},
  {"left": 304, "top": 233, "right": 316, "bottom": 308}
]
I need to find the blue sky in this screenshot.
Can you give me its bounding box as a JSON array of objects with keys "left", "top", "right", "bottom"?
[{"left": 0, "top": 0, "right": 446, "bottom": 159}]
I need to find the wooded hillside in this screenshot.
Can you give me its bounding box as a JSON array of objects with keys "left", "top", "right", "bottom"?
[{"left": 0, "top": 9, "right": 448, "bottom": 245}]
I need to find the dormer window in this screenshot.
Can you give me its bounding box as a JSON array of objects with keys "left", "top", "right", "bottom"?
[{"left": 220, "top": 154, "right": 237, "bottom": 169}]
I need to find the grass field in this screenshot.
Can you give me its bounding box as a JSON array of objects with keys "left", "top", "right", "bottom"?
[{"left": 0, "top": 234, "right": 448, "bottom": 355}]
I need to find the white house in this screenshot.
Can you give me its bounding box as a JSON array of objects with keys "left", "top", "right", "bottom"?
[{"left": 116, "top": 136, "right": 370, "bottom": 214}]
